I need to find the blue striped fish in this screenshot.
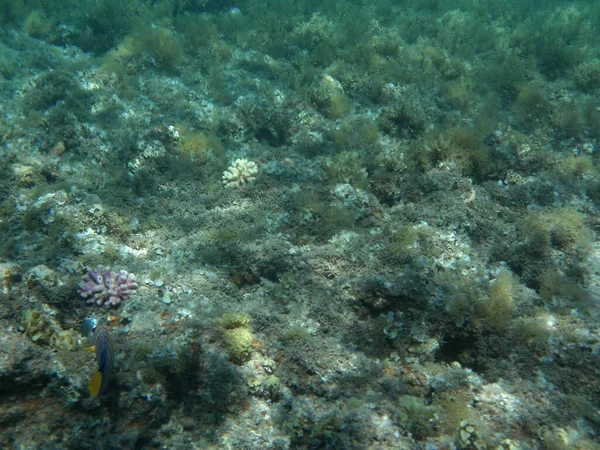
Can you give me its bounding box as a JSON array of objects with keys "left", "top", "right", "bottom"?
[{"left": 88, "top": 325, "right": 113, "bottom": 397}]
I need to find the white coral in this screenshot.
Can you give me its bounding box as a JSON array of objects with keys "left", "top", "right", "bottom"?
[{"left": 222, "top": 158, "right": 258, "bottom": 188}]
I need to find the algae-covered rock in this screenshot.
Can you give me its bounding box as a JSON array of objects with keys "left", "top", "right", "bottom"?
[{"left": 223, "top": 327, "right": 254, "bottom": 363}]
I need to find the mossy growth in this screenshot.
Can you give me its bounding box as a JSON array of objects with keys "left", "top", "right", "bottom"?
[
  {"left": 397, "top": 395, "right": 440, "bottom": 439},
  {"left": 328, "top": 116, "right": 380, "bottom": 151},
  {"left": 304, "top": 410, "right": 347, "bottom": 446},
  {"left": 22, "top": 70, "right": 82, "bottom": 112},
  {"left": 309, "top": 41, "right": 338, "bottom": 68},
  {"left": 132, "top": 342, "right": 154, "bottom": 362},
  {"left": 441, "top": 76, "right": 477, "bottom": 111},
  {"left": 100, "top": 244, "right": 122, "bottom": 264},
  {"left": 206, "top": 65, "right": 236, "bottom": 105},
  {"left": 146, "top": 27, "right": 184, "bottom": 71},
  {"left": 383, "top": 224, "right": 419, "bottom": 263},
  {"left": 206, "top": 225, "right": 241, "bottom": 246},
  {"left": 222, "top": 327, "right": 254, "bottom": 363},
  {"left": 321, "top": 204, "right": 357, "bottom": 233},
  {"left": 574, "top": 59, "right": 600, "bottom": 92},
  {"left": 70, "top": 0, "right": 139, "bottom": 53},
  {"left": 481, "top": 271, "right": 517, "bottom": 330},
  {"left": 439, "top": 271, "right": 483, "bottom": 327},
  {"left": 311, "top": 74, "right": 351, "bottom": 119},
  {"left": 324, "top": 150, "right": 369, "bottom": 189},
  {"left": 511, "top": 317, "right": 552, "bottom": 344},
  {"left": 219, "top": 312, "right": 254, "bottom": 363},
  {"left": 291, "top": 191, "right": 357, "bottom": 241},
  {"left": 89, "top": 210, "right": 131, "bottom": 237},
  {"left": 46, "top": 210, "right": 80, "bottom": 240},
  {"left": 377, "top": 100, "right": 427, "bottom": 139},
  {"left": 23, "top": 10, "right": 54, "bottom": 39},
  {"left": 435, "top": 391, "right": 474, "bottom": 435},
  {"left": 218, "top": 312, "right": 252, "bottom": 330},
  {"left": 513, "top": 84, "right": 552, "bottom": 130},
  {"left": 278, "top": 272, "right": 298, "bottom": 290},
  {"left": 381, "top": 222, "right": 439, "bottom": 266},
  {"left": 534, "top": 35, "right": 583, "bottom": 82},
  {"left": 413, "top": 126, "right": 493, "bottom": 180},
  {"left": 566, "top": 395, "right": 597, "bottom": 424},
  {"left": 344, "top": 42, "right": 386, "bottom": 73},
  {"left": 544, "top": 209, "right": 592, "bottom": 254},
  {"left": 138, "top": 366, "right": 166, "bottom": 385},
  {"left": 518, "top": 208, "right": 593, "bottom": 256},
  {"left": 552, "top": 100, "right": 584, "bottom": 138},
  {"left": 557, "top": 154, "right": 594, "bottom": 178},
  {"left": 539, "top": 269, "right": 590, "bottom": 308},
  {"left": 177, "top": 130, "right": 224, "bottom": 163},
  {"left": 249, "top": 374, "right": 283, "bottom": 401},
  {"left": 176, "top": 15, "right": 219, "bottom": 55},
  {"left": 281, "top": 325, "right": 311, "bottom": 342},
  {"left": 141, "top": 343, "right": 197, "bottom": 383},
  {"left": 112, "top": 24, "right": 183, "bottom": 72},
  {"left": 22, "top": 204, "right": 49, "bottom": 232}
]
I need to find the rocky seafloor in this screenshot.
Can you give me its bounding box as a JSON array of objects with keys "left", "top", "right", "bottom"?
[{"left": 0, "top": 0, "right": 599, "bottom": 448}]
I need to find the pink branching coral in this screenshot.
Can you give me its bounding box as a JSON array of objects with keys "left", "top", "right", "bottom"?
[{"left": 79, "top": 266, "right": 138, "bottom": 308}]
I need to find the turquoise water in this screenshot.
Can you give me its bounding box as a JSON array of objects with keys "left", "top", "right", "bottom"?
[{"left": 0, "top": 1, "right": 599, "bottom": 448}]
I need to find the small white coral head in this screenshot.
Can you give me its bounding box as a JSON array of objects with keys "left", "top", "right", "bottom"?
[{"left": 222, "top": 158, "right": 258, "bottom": 188}]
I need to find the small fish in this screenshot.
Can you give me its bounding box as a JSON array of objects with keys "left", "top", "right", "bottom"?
[
  {"left": 80, "top": 318, "right": 98, "bottom": 339},
  {"left": 87, "top": 325, "right": 113, "bottom": 397}
]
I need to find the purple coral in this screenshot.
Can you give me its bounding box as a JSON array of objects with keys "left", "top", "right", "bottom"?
[{"left": 79, "top": 266, "right": 138, "bottom": 308}]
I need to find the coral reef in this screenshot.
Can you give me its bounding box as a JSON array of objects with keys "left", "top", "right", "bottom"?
[
  {"left": 222, "top": 158, "right": 259, "bottom": 188},
  {"left": 0, "top": 0, "right": 599, "bottom": 448},
  {"left": 79, "top": 266, "right": 138, "bottom": 308}
]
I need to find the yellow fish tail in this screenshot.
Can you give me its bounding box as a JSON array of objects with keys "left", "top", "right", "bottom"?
[{"left": 88, "top": 371, "right": 103, "bottom": 397}]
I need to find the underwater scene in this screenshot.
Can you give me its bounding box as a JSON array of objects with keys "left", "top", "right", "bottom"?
[{"left": 0, "top": 0, "right": 599, "bottom": 448}]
